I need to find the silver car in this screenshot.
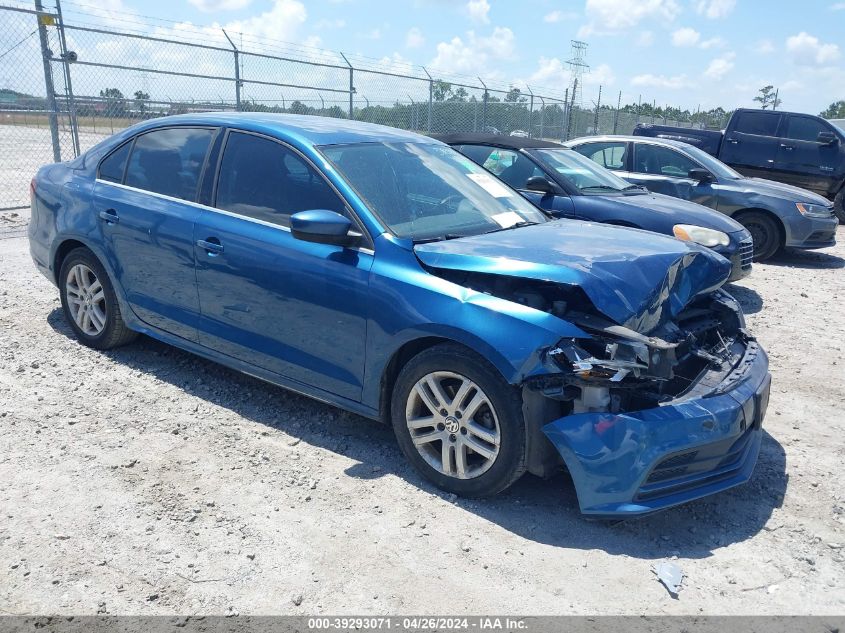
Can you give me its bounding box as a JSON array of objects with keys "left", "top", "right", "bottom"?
[{"left": 568, "top": 135, "right": 838, "bottom": 261}]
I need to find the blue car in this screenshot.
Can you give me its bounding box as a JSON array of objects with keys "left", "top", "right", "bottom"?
[
  {"left": 439, "top": 133, "right": 753, "bottom": 281},
  {"left": 28, "top": 113, "right": 771, "bottom": 517}
]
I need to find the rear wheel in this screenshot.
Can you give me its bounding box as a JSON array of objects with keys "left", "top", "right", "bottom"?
[
  {"left": 834, "top": 189, "right": 845, "bottom": 224},
  {"left": 736, "top": 211, "right": 781, "bottom": 261},
  {"left": 390, "top": 343, "right": 527, "bottom": 497},
  {"left": 59, "top": 247, "right": 138, "bottom": 350}
]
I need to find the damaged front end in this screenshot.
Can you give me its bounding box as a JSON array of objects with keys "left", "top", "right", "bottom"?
[{"left": 527, "top": 290, "right": 771, "bottom": 517}]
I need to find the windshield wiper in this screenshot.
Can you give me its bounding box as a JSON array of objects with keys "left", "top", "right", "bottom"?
[
  {"left": 580, "top": 185, "right": 623, "bottom": 192},
  {"left": 413, "top": 233, "right": 467, "bottom": 244},
  {"left": 623, "top": 184, "right": 648, "bottom": 192},
  {"left": 483, "top": 221, "right": 539, "bottom": 235}
]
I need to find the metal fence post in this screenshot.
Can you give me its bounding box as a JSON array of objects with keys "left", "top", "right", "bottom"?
[
  {"left": 54, "top": 0, "right": 79, "bottom": 156},
  {"left": 613, "top": 90, "right": 621, "bottom": 134},
  {"left": 565, "top": 79, "right": 577, "bottom": 141},
  {"left": 592, "top": 85, "right": 601, "bottom": 135},
  {"left": 422, "top": 66, "right": 433, "bottom": 133},
  {"left": 561, "top": 88, "right": 568, "bottom": 142},
  {"left": 222, "top": 29, "right": 241, "bottom": 111},
  {"left": 526, "top": 85, "right": 534, "bottom": 138},
  {"left": 340, "top": 52, "right": 353, "bottom": 119},
  {"left": 478, "top": 77, "right": 488, "bottom": 130},
  {"left": 34, "top": 0, "right": 61, "bottom": 162},
  {"left": 538, "top": 96, "right": 545, "bottom": 139}
]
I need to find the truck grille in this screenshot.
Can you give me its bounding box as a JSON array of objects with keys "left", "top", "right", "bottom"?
[{"left": 739, "top": 238, "right": 754, "bottom": 270}]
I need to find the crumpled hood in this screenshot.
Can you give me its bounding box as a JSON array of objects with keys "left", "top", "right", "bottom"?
[
  {"left": 414, "top": 219, "right": 731, "bottom": 333},
  {"left": 745, "top": 178, "right": 832, "bottom": 205}
]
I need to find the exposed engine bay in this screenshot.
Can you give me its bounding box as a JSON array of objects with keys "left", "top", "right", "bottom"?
[{"left": 431, "top": 269, "right": 751, "bottom": 416}]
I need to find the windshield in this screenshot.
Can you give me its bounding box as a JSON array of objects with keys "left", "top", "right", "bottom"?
[
  {"left": 682, "top": 144, "right": 743, "bottom": 180},
  {"left": 532, "top": 148, "right": 635, "bottom": 193},
  {"left": 321, "top": 142, "right": 547, "bottom": 241}
]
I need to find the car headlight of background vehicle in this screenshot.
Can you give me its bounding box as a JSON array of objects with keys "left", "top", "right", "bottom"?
[
  {"left": 795, "top": 202, "right": 833, "bottom": 218},
  {"left": 672, "top": 224, "right": 730, "bottom": 248}
]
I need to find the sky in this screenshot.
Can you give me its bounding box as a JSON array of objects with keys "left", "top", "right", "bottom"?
[{"left": 37, "top": 0, "right": 845, "bottom": 113}]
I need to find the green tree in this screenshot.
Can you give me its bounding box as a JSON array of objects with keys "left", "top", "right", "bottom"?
[
  {"left": 504, "top": 87, "right": 527, "bottom": 103},
  {"left": 133, "top": 90, "right": 150, "bottom": 114},
  {"left": 288, "top": 100, "right": 311, "bottom": 115},
  {"left": 99, "top": 88, "right": 126, "bottom": 117},
  {"left": 753, "top": 85, "right": 781, "bottom": 110},
  {"left": 432, "top": 80, "right": 453, "bottom": 102},
  {"left": 819, "top": 100, "right": 845, "bottom": 118}
]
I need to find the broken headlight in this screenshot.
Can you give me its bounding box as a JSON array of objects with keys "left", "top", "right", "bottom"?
[{"left": 672, "top": 224, "right": 730, "bottom": 248}]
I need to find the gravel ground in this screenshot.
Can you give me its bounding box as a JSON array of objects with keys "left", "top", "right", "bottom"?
[{"left": 1, "top": 227, "right": 844, "bottom": 614}]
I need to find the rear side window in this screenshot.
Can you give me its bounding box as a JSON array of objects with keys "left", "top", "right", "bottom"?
[
  {"left": 125, "top": 127, "right": 214, "bottom": 201},
  {"left": 215, "top": 131, "right": 345, "bottom": 227},
  {"left": 733, "top": 111, "right": 781, "bottom": 136},
  {"left": 573, "top": 141, "right": 627, "bottom": 170},
  {"left": 98, "top": 141, "right": 131, "bottom": 183},
  {"left": 634, "top": 144, "right": 699, "bottom": 178},
  {"left": 784, "top": 116, "right": 830, "bottom": 143}
]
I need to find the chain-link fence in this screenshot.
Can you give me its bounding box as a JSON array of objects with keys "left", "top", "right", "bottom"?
[{"left": 0, "top": 1, "right": 732, "bottom": 210}]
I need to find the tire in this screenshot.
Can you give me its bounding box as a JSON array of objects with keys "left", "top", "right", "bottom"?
[
  {"left": 834, "top": 189, "right": 845, "bottom": 224},
  {"left": 735, "top": 211, "right": 781, "bottom": 261},
  {"left": 390, "top": 343, "right": 527, "bottom": 497},
  {"left": 58, "top": 247, "right": 138, "bottom": 350}
]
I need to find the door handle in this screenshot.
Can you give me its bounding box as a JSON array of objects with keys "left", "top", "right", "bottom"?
[
  {"left": 197, "top": 238, "right": 224, "bottom": 255},
  {"left": 726, "top": 138, "right": 739, "bottom": 144},
  {"left": 98, "top": 209, "right": 119, "bottom": 224},
  {"left": 780, "top": 144, "right": 794, "bottom": 151}
]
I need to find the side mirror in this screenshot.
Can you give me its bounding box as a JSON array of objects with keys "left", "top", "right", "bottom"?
[
  {"left": 290, "top": 210, "right": 359, "bottom": 246},
  {"left": 524, "top": 175, "right": 555, "bottom": 194},
  {"left": 817, "top": 131, "right": 838, "bottom": 145},
  {"left": 688, "top": 168, "right": 714, "bottom": 183}
]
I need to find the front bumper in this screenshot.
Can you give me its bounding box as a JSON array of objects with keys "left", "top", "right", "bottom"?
[
  {"left": 785, "top": 214, "right": 838, "bottom": 249},
  {"left": 542, "top": 341, "right": 771, "bottom": 518}
]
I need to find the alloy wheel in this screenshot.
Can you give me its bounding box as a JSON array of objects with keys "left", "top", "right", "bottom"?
[
  {"left": 404, "top": 371, "right": 501, "bottom": 479},
  {"left": 65, "top": 263, "right": 107, "bottom": 336}
]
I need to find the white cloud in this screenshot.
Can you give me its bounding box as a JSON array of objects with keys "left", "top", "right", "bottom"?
[
  {"left": 786, "top": 32, "right": 841, "bottom": 66},
  {"left": 315, "top": 18, "right": 345, "bottom": 29},
  {"left": 636, "top": 31, "right": 655, "bottom": 47},
  {"left": 466, "top": 0, "right": 490, "bottom": 24},
  {"left": 752, "top": 39, "right": 775, "bottom": 54},
  {"left": 429, "top": 27, "right": 515, "bottom": 77},
  {"left": 699, "top": 36, "right": 725, "bottom": 49},
  {"left": 405, "top": 27, "right": 425, "bottom": 48},
  {"left": 582, "top": 0, "right": 680, "bottom": 31},
  {"left": 832, "top": 2, "right": 845, "bottom": 9},
  {"left": 527, "top": 56, "right": 568, "bottom": 85},
  {"left": 361, "top": 27, "right": 382, "bottom": 40},
  {"left": 219, "top": 0, "right": 307, "bottom": 43},
  {"left": 585, "top": 63, "right": 616, "bottom": 86},
  {"left": 543, "top": 10, "right": 577, "bottom": 23},
  {"left": 631, "top": 73, "right": 690, "bottom": 89},
  {"left": 187, "top": 0, "right": 252, "bottom": 11},
  {"left": 695, "top": 0, "right": 736, "bottom": 18},
  {"left": 704, "top": 52, "right": 735, "bottom": 79},
  {"left": 672, "top": 27, "right": 700, "bottom": 47}
]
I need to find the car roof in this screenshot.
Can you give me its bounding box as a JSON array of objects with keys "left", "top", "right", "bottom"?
[
  {"left": 567, "top": 134, "right": 693, "bottom": 150},
  {"left": 128, "top": 112, "right": 439, "bottom": 147},
  {"left": 433, "top": 132, "right": 566, "bottom": 150}
]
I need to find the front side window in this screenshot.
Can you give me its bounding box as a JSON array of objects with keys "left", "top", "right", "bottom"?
[
  {"left": 633, "top": 144, "right": 699, "bottom": 178},
  {"left": 572, "top": 141, "right": 627, "bottom": 170},
  {"left": 216, "top": 131, "right": 345, "bottom": 227},
  {"left": 459, "top": 145, "right": 543, "bottom": 189},
  {"left": 733, "top": 111, "right": 781, "bottom": 136},
  {"left": 784, "top": 116, "right": 830, "bottom": 143},
  {"left": 321, "top": 142, "right": 547, "bottom": 241},
  {"left": 125, "top": 127, "right": 214, "bottom": 201},
  {"left": 98, "top": 141, "right": 131, "bottom": 184}
]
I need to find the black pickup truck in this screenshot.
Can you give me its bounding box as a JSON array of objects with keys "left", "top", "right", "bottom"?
[{"left": 634, "top": 108, "right": 845, "bottom": 222}]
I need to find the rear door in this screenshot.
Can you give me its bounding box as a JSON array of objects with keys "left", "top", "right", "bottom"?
[
  {"left": 194, "top": 129, "right": 373, "bottom": 401},
  {"left": 719, "top": 110, "right": 782, "bottom": 179},
  {"left": 93, "top": 126, "right": 216, "bottom": 341},
  {"left": 774, "top": 114, "right": 841, "bottom": 196}
]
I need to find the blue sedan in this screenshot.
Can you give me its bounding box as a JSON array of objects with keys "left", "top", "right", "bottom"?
[
  {"left": 28, "top": 113, "right": 771, "bottom": 517},
  {"left": 439, "top": 133, "right": 753, "bottom": 281}
]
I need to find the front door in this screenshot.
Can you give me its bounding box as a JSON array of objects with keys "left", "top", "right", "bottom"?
[
  {"left": 628, "top": 143, "right": 716, "bottom": 208},
  {"left": 194, "top": 130, "right": 373, "bottom": 401}
]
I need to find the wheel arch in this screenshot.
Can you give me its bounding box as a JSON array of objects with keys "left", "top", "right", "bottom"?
[
  {"left": 732, "top": 207, "right": 786, "bottom": 247},
  {"left": 53, "top": 238, "right": 90, "bottom": 285}
]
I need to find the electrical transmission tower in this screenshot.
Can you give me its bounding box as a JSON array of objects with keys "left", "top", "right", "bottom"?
[{"left": 566, "top": 40, "right": 589, "bottom": 109}]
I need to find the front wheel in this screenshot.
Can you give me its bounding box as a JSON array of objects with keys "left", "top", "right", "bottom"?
[
  {"left": 59, "top": 247, "right": 138, "bottom": 350},
  {"left": 834, "top": 189, "right": 845, "bottom": 224},
  {"left": 736, "top": 211, "right": 781, "bottom": 261},
  {"left": 391, "top": 343, "right": 527, "bottom": 497}
]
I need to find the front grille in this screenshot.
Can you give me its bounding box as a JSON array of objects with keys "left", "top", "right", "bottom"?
[
  {"left": 739, "top": 238, "right": 754, "bottom": 270},
  {"left": 636, "top": 427, "right": 756, "bottom": 501}
]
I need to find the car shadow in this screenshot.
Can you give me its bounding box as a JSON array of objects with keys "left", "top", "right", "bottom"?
[
  {"left": 725, "top": 283, "right": 763, "bottom": 314},
  {"left": 766, "top": 248, "right": 844, "bottom": 269},
  {"left": 47, "top": 309, "right": 787, "bottom": 560}
]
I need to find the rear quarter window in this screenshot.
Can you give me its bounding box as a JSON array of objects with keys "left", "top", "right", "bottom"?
[{"left": 98, "top": 141, "right": 132, "bottom": 184}]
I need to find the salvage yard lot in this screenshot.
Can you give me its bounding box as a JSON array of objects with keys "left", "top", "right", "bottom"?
[{"left": 1, "top": 227, "right": 844, "bottom": 612}]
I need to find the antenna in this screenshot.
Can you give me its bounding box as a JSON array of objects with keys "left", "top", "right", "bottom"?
[{"left": 566, "top": 40, "right": 589, "bottom": 110}]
